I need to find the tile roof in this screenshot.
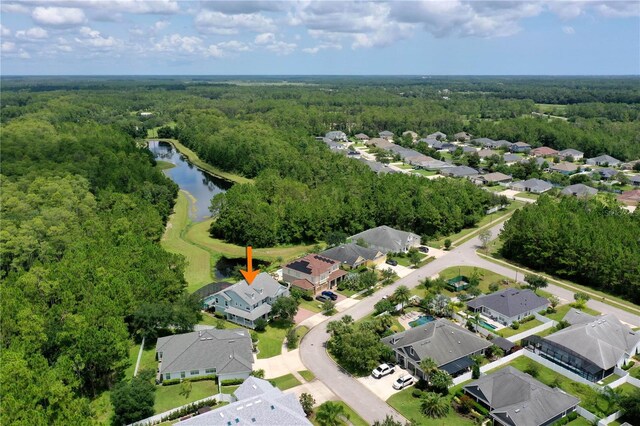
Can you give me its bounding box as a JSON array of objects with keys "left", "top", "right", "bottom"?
[
  {"left": 464, "top": 366, "right": 579, "bottom": 426},
  {"left": 177, "top": 377, "right": 311, "bottom": 425},
  {"left": 285, "top": 254, "right": 337, "bottom": 276},
  {"left": 467, "top": 288, "right": 548, "bottom": 318},
  {"left": 156, "top": 329, "right": 253, "bottom": 376}
]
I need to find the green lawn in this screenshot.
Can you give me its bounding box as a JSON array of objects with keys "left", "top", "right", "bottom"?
[
  {"left": 161, "top": 191, "right": 214, "bottom": 292},
  {"left": 387, "top": 384, "right": 475, "bottom": 425},
  {"left": 516, "top": 191, "right": 540, "bottom": 200},
  {"left": 438, "top": 266, "right": 513, "bottom": 295},
  {"left": 270, "top": 373, "right": 302, "bottom": 391},
  {"left": 497, "top": 318, "right": 544, "bottom": 338},
  {"left": 221, "top": 385, "right": 239, "bottom": 394},
  {"left": 397, "top": 163, "right": 414, "bottom": 170},
  {"left": 488, "top": 357, "right": 619, "bottom": 417},
  {"left": 296, "top": 326, "right": 310, "bottom": 341},
  {"left": 154, "top": 380, "right": 219, "bottom": 414},
  {"left": 298, "top": 297, "right": 324, "bottom": 313},
  {"left": 298, "top": 370, "right": 315, "bottom": 382},
  {"left": 629, "top": 364, "right": 640, "bottom": 379},
  {"left": 310, "top": 401, "right": 368, "bottom": 426},
  {"left": 565, "top": 417, "right": 593, "bottom": 426},
  {"left": 89, "top": 391, "right": 113, "bottom": 425},
  {"left": 256, "top": 320, "right": 290, "bottom": 359},
  {"left": 600, "top": 373, "right": 621, "bottom": 386},
  {"left": 412, "top": 169, "right": 437, "bottom": 176},
  {"left": 545, "top": 304, "right": 601, "bottom": 323}
]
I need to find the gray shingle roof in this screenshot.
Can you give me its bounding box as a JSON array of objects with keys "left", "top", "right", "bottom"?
[
  {"left": 467, "top": 288, "right": 548, "bottom": 318},
  {"left": 357, "top": 158, "right": 397, "bottom": 174},
  {"left": 379, "top": 130, "right": 394, "bottom": 137},
  {"left": 587, "top": 155, "right": 621, "bottom": 165},
  {"left": 558, "top": 149, "right": 583, "bottom": 157},
  {"left": 510, "top": 179, "right": 553, "bottom": 193},
  {"left": 177, "top": 377, "right": 311, "bottom": 425},
  {"left": 381, "top": 319, "right": 491, "bottom": 367},
  {"left": 464, "top": 366, "right": 579, "bottom": 426},
  {"left": 560, "top": 184, "right": 598, "bottom": 198},
  {"left": 503, "top": 153, "right": 521, "bottom": 163},
  {"left": 563, "top": 308, "right": 596, "bottom": 325},
  {"left": 217, "top": 273, "right": 288, "bottom": 307},
  {"left": 441, "top": 165, "right": 479, "bottom": 177},
  {"left": 156, "top": 329, "right": 253, "bottom": 376},
  {"left": 320, "top": 243, "right": 383, "bottom": 268},
  {"left": 473, "top": 137, "right": 495, "bottom": 146},
  {"left": 349, "top": 225, "right": 420, "bottom": 253},
  {"left": 543, "top": 314, "right": 640, "bottom": 370}
]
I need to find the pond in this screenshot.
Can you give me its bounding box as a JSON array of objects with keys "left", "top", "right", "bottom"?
[{"left": 148, "top": 140, "right": 231, "bottom": 221}]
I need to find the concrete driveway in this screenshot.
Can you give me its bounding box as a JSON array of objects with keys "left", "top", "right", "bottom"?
[
  {"left": 379, "top": 263, "right": 413, "bottom": 278},
  {"left": 356, "top": 366, "right": 410, "bottom": 401}
]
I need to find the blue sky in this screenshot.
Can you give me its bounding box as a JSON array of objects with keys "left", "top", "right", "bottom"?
[{"left": 1, "top": 1, "right": 639, "bottom": 75}]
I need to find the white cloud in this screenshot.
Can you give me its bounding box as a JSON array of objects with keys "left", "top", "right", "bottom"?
[
  {"left": 1, "top": 3, "right": 29, "bottom": 14},
  {"left": 264, "top": 40, "right": 296, "bottom": 55},
  {"left": 201, "top": 1, "right": 286, "bottom": 15},
  {"left": 0, "top": 25, "right": 11, "bottom": 37},
  {"left": 218, "top": 40, "right": 251, "bottom": 52},
  {"left": 205, "top": 44, "right": 224, "bottom": 58},
  {"left": 302, "top": 43, "right": 342, "bottom": 54},
  {"left": 153, "top": 34, "right": 203, "bottom": 54},
  {"left": 154, "top": 20, "right": 170, "bottom": 31},
  {"left": 16, "top": 27, "right": 49, "bottom": 40},
  {"left": 595, "top": 1, "right": 640, "bottom": 18},
  {"left": 1, "top": 41, "right": 17, "bottom": 52},
  {"left": 195, "top": 10, "right": 276, "bottom": 35},
  {"left": 562, "top": 26, "right": 576, "bottom": 35},
  {"left": 75, "top": 26, "right": 120, "bottom": 48},
  {"left": 32, "top": 7, "right": 86, "bottom": 27},
  {"left": 254, "top": 32, "right": 276, "bottom": 45}
]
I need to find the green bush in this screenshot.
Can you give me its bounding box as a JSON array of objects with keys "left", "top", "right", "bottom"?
[
  {"left": 162, "top": 374, "right": 217, "bottom": 386},
  {"left": 412, "top": 389, "right": 423, "bottom": 398},
  {"left": 520, "top": 315, "right": 535, "bottom": 323},
  {"left": 471, "top": 400, "right": 490, "bottom": 416},
  {"left": 159, "top": 398, "right": 218, "bottom": 422},
  {"left": 511, "top": 321, "right": 520, "bottom": 330},
  {"left": 254, "top": 318, "right": 267, "bottom": 332},
  {"left": 220, "top": 378, "right": 244, "bottom": 386}
]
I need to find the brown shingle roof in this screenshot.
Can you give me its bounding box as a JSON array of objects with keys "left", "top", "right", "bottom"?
[
  {"left": 530, "top": 146, "right": 558, "bottom": 157},
  {"left": 285, "top": 254, "right": 337, "bottom": 276}
]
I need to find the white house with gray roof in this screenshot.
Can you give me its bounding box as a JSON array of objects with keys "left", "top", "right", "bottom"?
[
  {"left": 586, "top": 155, "right": 621, "bottom": 167},
  {"left": 348, "top": 225, "right": 420, "bottom": 254},
  {"left": 325, "top": 131, "right": 347, "bottom": 142},
  {"left": 320, "top": 242, "right": 386, "bottom": 269},
  {"left": 560, "top": 184, "right": 598, "bottom": 198},
  {"left": 558, "top": 148, "right": 584, "bottom": 161},
  {"left": 510, "top": 179, "right": 553, "bottom": 194},
  {"left": 467, "top": 288, "right": 549, "bottom": 326},
  {"left": 440, "top": 165, "right": 479, "bottom": 178},
  {"left": 177, "top": 377, "right": 311, "bottom": 425},
  {"left": 381, "top": 319, "right": 491, "bottom": 379},
  {"left": 156, "top": 329, "right": 253, "bottom": 382},
  {"left": 204, "top": 273, "right": 289, "bottom": 329},
  {"left": 523, "top": 313, "right": 640, "bottom": 382},
  {"left": 463, "top": 366, "right": 579, "bottom": 426}
]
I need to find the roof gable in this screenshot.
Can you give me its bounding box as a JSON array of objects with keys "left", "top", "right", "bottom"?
[{"left": 467, "top": 288, "right": 548, "bottom": 318}]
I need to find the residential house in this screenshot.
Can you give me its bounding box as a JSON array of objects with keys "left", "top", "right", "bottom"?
[
  {"left": 586, "top": 155, "right": 621, "bottom": 167},
  {"left": 478, "top": 149, "right": 500, "bottom": 159},
  {"left": 597, "top": 168, "right": 618, "bottom": 180},
  {"left": 379, "top": 130, "right": 394, "bottom": 140},
  {"left": 503, "top": 153, "right": 522, "bottom": 165},
  {"left": 510, "top": 141, "right": 531, "bottom": 153},
  {"left": 437, "top": 142, "right": 456, "bottom": 151},
  {"left": 472, "top": 172, "right": 512, "bottom": 186},
  {"left": 413, "top": 157, "right": 451, "bottom": 170},
  {"left": 463, "top": 367, "right": 579, "bottom": 426},
  {"left": 530, "top": 146, "right": 558, "bottom": 157},
  {"left": 283, "top": 254, "right": 347, "bottom": 294},
  {"left": 204, "top": 273, "right": 290, "bottom": 329},
  {"left": 440, "top": 165, "right": 479, "bottom": 178},
  {"left": 473, "top": 137, "right": 496, "bottom": 147},
  {"left": 156, "top": 329, "right": 253, "bottom": 382},
  {"left": 521, "top": 157, "right": 549, "bottom": 168},
  {"left": 630, "top": 175, "right": 640, "bottom": 186},
  {"left": 454, "top": 131, "right": 472, "bottom": 142},
  {"left": 194, "top": 281, "right": 233, "bottom": 304},
  {"left": 176, "top": 377, "right": 312, "bottom": 425},
  {"left": 622, "top": 159, "right": 640, "bottom": 170},
  {"left": 549, "top": 162, "right": 578, "bottom": 175},
  {"left": 510, "top": 179, "right": 553, "bottom": 194},
  {"left": 488, "top": 140, "right": 513, "bottom": 150},
  {"left": 450, "top": 145, "right": 477, "bottom": 154},
  {"left": 466, "top": 288, "right": 549, "bottom": 326},
  {"left": 418, "top": 137, "right": 439, "bottom": 147},
  {"left": 366, "top": 137, "right": 394, "bottom": 149},
  {"left": 349, "top": 225, "right": 420, "bottom": 254},
  {"left": 558, "top": 149, "right": 584, "bottom": 161},
  {"left": 325, "top": 131, "right": 348, "bottom": 142},
  {"left": 560, "top": 184, "right": 598, "bottom": 198},
  {"left": 320, "top": 243, "right": 386, "bottom": 269},
  {"left": 357, "top": 158, "right": 397, "bottom": 174},
  {"left": 354, "top": 133, "right": 370, "bottom": 142},
  {"left": 427, "top": 131, "right": 447, "bottom": 140},
  {"left": 618, "top": 189, "right": 640, "bottom": 206},
  {"left": 402, "top": 130, "right": 419, "bottom": 141},
  {"left": 381, "top": 319, "right": 491, "bottom": 379},
  {"left": 321, "top": 138, "right": 347, "bottom": 152},
  {"left": 523, "top": 313, "right": 640, "bottom": 382}
]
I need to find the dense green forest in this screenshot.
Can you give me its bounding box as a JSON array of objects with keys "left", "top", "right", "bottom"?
[
  {"left": 0, "top": 114, "right": 200, "bottom": 425},
  {"left": 500, "top": 196, "right": 640, "bottom": 303}
]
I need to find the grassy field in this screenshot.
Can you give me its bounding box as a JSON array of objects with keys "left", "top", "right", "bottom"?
[
  {"left": 298, "top": 370, "right": 315, "bottom": 382},
  {"left": 161, "top": 191, "right": 213, "bottom": 293},
  {"left": 256, "top": 320, "right": 290, "bottom": 359},
  {"left": 298, "top": 297, "right": 324, "bottom": 313},
  {"left": 270, "top": 373, "right": 302, "bottom": 391},
  {"left": 498, "top": 318, "right": 544, "bottom": 338},
  {"left": 439, "top": 266, "right": 512, "bottom": 295},
  {"left": 412, "top": 169, "right": 437, "bottom": 176},
  {"left": 387, "top": 383, "right": 475, "bottom": 426},
  {"left": 516, "top": 191, "right": 540, "bottom": 200},
  {"left": 310, "top": 401, "right": 369, "bottom": 426},
  {"left": 154, "top": 380, "right": 219, "bottom": 414},
  {"left": 221, "top": 385, "right": 239, "bottom": 394},
  {"left": 89, "top": 391, "right": 113, "bottom": 425},
  {"left": 545, "top": 304, "right": 601, "bottom": 322}
]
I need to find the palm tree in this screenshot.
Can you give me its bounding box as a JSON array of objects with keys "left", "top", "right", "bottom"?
[
  {"left": 428, "top": 370, "right": 453, "bottom": 394},
  {"left": 419, "top": 357, "right": 439, "bottom": 380},
  {"left": 393, "top": 285, "right": 411, "bottom": 313},
  {"left": 316, "top": 401, "right": 348, "bottom": 426},
  {"left": 420, "top": 392, "right": 450, "bottom": 418},
  {"left": 599, "top": 386, "right": 622, "bottom": 414}
]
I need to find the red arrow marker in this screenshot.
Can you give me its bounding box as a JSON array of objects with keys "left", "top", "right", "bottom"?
[{"left": 240, "top": 246, "right": 260, "bottom": 285}]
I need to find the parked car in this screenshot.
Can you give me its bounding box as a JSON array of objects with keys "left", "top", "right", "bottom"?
[
  {"left": 386, "top": 259, "right": 398, "bottom": 266},
  {"left": 315, "top": 294, "right": 330, "bottom": 303},
  {"left": 321, "top": 290, "right": 338, "bottom": 301},
  {"left": 372, "top": 363, "right": 395, "bottom": 379},
  {"left": 392, "top": 375, "right": 415, "bottom": 390},
  {"left": 419, "top": 246, "right": 429, "bottom": 253}
]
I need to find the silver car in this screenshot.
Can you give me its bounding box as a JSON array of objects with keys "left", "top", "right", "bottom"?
[
  {"left": 392, "top": 375, "right": 414, "bottom": 390},
  {"left": 371, "top": 363, "right": 395, "bottom": 379}
]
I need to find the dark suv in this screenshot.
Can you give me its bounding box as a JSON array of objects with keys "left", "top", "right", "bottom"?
[
  {"left": 321, "top": 290, "right": 338, "bottom": 301},
  {"left": 315, "top": 294, "right": 331, "bottom": 302}
]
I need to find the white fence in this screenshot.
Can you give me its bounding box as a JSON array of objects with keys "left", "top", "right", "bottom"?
[
  {"left": 506, "top": 321, "right": 555, "bottom": 343},
  {"left": 131, "top": 393, "right": 234, "bottom": 426},
  {"left": 451, "top": 349, "right": 526, "bottom": 385}
]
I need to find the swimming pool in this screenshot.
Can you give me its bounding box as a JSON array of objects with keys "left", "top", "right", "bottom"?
[
  {"left": 409, "top": 315, "right": 435, "bottom": 328},
  {"left": 479, "top": 319, "right": 497, "bottom": 330}
]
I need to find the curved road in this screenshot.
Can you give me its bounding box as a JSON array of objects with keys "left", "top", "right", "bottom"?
[{"left": 299, "top": 221, "right": 640, "bottom": 424}]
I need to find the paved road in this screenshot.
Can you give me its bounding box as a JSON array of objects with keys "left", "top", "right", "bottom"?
[{"left": 299, "top": 221, "right": 640, "bottom": 424}]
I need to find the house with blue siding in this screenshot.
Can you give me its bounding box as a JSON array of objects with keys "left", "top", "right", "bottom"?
[{"left": 203, "top": 273, "right": 289, "bottom": 329}]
